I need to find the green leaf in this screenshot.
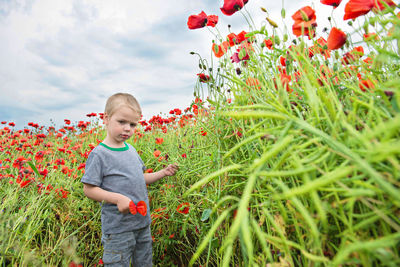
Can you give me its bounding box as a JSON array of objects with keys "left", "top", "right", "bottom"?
[
  {"left": 27, "top": 161, "right": 40, "bottom": 176},
  {"left": 391, "top": 96, "right": 400, "bottom": 113},
  {"left": 201, "top": 208, "right": 212, "bottom": 222}
]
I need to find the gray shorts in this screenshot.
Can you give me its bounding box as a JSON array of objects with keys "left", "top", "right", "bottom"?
[{"left": 101, "top": 225, "right": 153, "bottom": 267}]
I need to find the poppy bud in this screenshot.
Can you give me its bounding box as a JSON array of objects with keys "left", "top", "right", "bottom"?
[
  {"left": 266, "top": 17, "right": 278, "bottom": 28},
  {"left": 281, "top": 8, "right": 286, "bottom": 18},
  {"left": 335, "top": 50, "right": 340, "bottom": 59},
  {"left": 283, "top": 34, "right": 288, "bottom": 42},
  {"left": 261, "top": 7, "right": 267, "bottom": 13},
  {"left": 190, "top": 52, "right": 195, "bottom": 55},
  {"left": 384, "top": 90, "right": 394, "bottom": 98},
  {"left": 274, "top": 35, "right": 280, "bottom": 45}
]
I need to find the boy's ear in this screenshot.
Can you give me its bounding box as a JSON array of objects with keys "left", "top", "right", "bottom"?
[{"left": 103, "top": 113, "right": 109, "bottom": 125}]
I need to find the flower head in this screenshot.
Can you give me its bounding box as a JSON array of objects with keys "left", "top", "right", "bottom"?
[
  {"left": 187, "top": 11, "right": 208, "bottom": 29},
  {"left": 292, "top": 6, "right": 317, "bottom": 39},
  {"left": 343, "top": 0, "right": 374, "bottom": 20},
  {"left": 220, "top": 0, "right": 248, "bottom": 16},
  {"left": 176, "top": 202, "right": 190, "bottom": 214},
  {"left": 327, "top": 27, "right": 347, "bottom": 50},
  {"left": 197, "top": 73, "right": 211, "bottom": 83},
  {"left": 320, "top": 0, "right": 342, "bottom": 8}
]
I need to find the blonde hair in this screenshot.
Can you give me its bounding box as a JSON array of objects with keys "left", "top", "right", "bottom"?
[{"left": 104, "top": 93, "right": 142, "bottom": 118}]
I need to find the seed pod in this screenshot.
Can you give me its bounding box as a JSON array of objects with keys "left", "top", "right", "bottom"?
[
  {"left": 281, "top": 8, "right": 286, "bottom": 19},
  {"left": 266, "top": 17, "right": 278, "bottom": 28},
  {"left": 274, "top": 35, "right": 280, "bottom": 45},
  {"left": 283, "top": 34, "right": 288, "bottom": 42},
  {"left": 334, "top": 50, "right": 340, "bottom": 60}
]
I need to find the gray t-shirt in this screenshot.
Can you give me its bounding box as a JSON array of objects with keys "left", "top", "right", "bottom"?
[{"left": 81, "top": 142, "right": 151, "bottom": 234}]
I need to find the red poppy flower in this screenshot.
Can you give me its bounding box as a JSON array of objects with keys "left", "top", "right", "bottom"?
[
  {"left": 327, "top": 27, "right": 347, "bottom": 50},
  {"left": 153, "top": 150, "right": 161, "bottom": 158},
  {"left": 236, "top": 30, "right": 249, "bottom": 44},
  {"left": 363, "top": 32, "right": 379, "bottom": 41},
  {"left": 20, "top": 179, "right": 32, "bottom": 188},
  {"left": 176, "top": 202, "right": 190, "bottom": 214},
  {"left": 35, "top": 151, "right": 45, "bottom": 162},
  {"left": 315, "top": 37, "right": 331, "bottom": 59},
  {"left": 280, "top": 56, "right": 286, "bottom": 66},
  {"left": 246, "top": 77, "right": 261, "bottom": 89},
  {"left": 263, "top": 38, "right": 273, "bottom": 49},
  {"left": 292, "top": 6, "right": 316, "bottom": 21},
  {"left": 206, "top": 15, "right": 219, "bottom": 27},
  {"left": 212, "top": 41, "right": 229, "bottom": 58},
  {"left": 320, "top": 0, "right": 342, "bottom": 8},
  {"left": 342, "top": 46, "right": 364, "bottom": 64},
  {"left": 68, "top": 261, "right": 83, "bottom": 267},
  {"left": 197, "top": 73, "right": 211, "bottom": 82},
  {"left": 155, "top": 138, "right": 164, "bottom": 144},
  {"left": 129, "top": 200, "right": 147, "bottom": 216},
  {"left": 292, "top": 6, "right": 317, "bottom": 39},
  {"left": 187, "top": 11, "right": 208, "bottom": 29},
  {"left": 343, "top": 0, "right": 374, "bottom": 20},
  {"left": 173, "top": 108, "right": 182, "bottom": 115},
  {"left": 220, "top": 0, "right": 248, "bottom": 16},
  {"left": 359, "top": 78, "right": 375, "bottom": 91},
  {"left": 373, "top": 0, "right": 396, "bottom": 11},
  {"left": 226, "top": 33, "right": 238, "bottom": 46}
]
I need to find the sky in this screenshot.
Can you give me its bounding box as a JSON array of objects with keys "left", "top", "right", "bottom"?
[{"left": 0, "top": 0, "right": 348, "bottom": 129}]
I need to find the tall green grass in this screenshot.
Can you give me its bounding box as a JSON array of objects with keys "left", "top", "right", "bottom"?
[{"left": 185, "top": 3, "right": 400, "bottom": 266}]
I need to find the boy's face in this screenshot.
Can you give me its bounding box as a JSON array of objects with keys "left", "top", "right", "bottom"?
[{"left": 103, "top": 106, "right": 140, "bottom": 146}]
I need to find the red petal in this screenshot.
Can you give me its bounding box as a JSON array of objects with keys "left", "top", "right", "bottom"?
[
  {"left": 327, "top": 27, "right": 347, "bottom": 50},
  {"left": 129, "top": 201, "right": 137, "bottom": 215}
]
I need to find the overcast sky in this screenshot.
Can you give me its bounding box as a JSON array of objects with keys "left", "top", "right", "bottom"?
[{"left": 0, "top": 0, "right": 348, "bottom": 129}]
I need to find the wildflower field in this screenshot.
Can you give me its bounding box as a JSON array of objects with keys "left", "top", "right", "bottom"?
[{"left": 1, "top": 0, "right": 400, "bottom": 266}]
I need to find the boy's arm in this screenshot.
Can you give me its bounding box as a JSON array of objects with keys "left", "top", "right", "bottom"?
[
  {"left": 83, "top": 183, "right": 131, "bottom": 213},
  {"left": 143, "top": 164, "right": 178, "bottom": 184}
]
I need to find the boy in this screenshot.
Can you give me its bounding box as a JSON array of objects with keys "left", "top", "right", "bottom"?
[{"left": 81, "top": 93, "right": 178, "bottom": 266}]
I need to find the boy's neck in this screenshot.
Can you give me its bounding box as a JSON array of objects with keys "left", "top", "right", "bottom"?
[{"left": 102, "top": 138, "right": 126, "bottom": 148}]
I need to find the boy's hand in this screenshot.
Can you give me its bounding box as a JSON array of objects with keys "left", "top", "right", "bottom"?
[
  {"left": 116, "top": 194, "right": 131, "bottom": 214},
  {"left": 163, "top": 164, "right": 179, "bottom": 177}
]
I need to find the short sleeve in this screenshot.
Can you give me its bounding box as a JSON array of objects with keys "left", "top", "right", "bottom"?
[{"left": 81, "top": 152, "right": 103, "bottom": 186}]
